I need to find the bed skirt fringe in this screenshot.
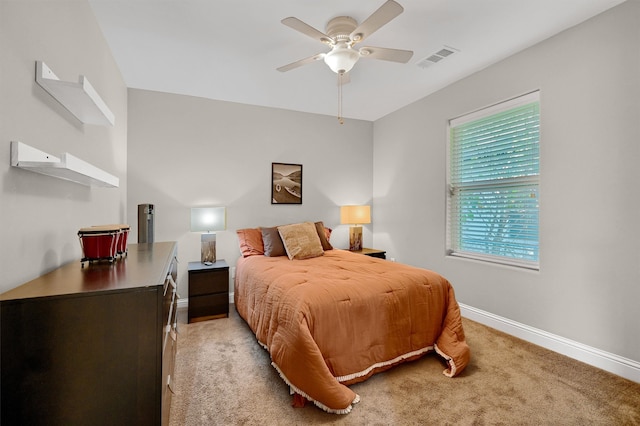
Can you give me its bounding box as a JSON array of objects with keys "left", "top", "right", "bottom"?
[
  {"left": 335, "top": 345, "right": 435, "bottom": 383},
  {"left": 258, "top": 337, "right": 458, "bottom": 413},
  {"left": 434, "top": 343, "right": 457, "bottom": 377},
  {"left": 270, "top": 361, "right": 360, "bottom": 414}
]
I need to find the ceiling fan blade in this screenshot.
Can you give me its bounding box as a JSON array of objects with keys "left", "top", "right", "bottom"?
[
  {"left": 277, "top": 53, "right": 326, "bottom": 72},
  {"left": 359, "top": 46, "right": 413, "bottom": 63},
  {"left": 350, "top": 0, "right": 404, "bottom": 44},
  {"left": 281, "top": 17, "right": 332, "bottom": 44}
]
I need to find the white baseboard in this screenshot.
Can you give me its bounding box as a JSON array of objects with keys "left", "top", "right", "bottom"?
[
  {"left": 177, "top": 298, "right": 188, "bottom": 310},
  {"left": 459, "top": 303, "right": 640, "bottom": 384}
]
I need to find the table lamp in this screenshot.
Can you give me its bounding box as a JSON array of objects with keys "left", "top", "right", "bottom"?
[
  {"left": 340, "top": 205, "right": 371, "bottom": 251},
  {"left": 191, "top": 207, "right": 226, "bottom": 264}
]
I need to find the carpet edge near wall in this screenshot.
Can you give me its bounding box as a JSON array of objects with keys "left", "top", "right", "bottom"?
[{"left": 459, "top": 303, "right": 640, "bottom": 383}]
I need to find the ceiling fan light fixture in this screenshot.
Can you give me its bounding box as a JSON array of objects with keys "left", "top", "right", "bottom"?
[
  {"left": 324, "top": 43, "right": 360, "bottom": 74},
  {"left": 278, "top": 1, "right": 413, "bottom": 123}
]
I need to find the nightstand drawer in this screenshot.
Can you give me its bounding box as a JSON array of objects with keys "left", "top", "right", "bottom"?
[
  {"left": 189, "top": 269, "right": 228, "bottom": 296},
  {"left": 188, "top": 260, "right": 229, "bottom": 323},
  {"left": 189, "top": 293, "right": 229, "bottom": 318}
]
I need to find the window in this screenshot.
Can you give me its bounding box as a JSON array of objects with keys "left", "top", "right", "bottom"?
[{"left": 447, "top": 91, "right": 540, "bottom": 269}]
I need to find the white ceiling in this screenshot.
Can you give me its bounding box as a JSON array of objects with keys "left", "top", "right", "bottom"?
[{"left": 88, "top": 0, "right": 626, "bottom": 122}]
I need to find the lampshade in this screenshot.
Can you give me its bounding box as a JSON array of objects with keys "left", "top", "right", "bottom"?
[
  {"left": 340, "top": 205, "right": 371, "bottom": 225},
  {"left": 191, "top": 207, "right": 226, "bottom": 264},
  {"left": 191, "top": 207, "right": 226, "bottom": 233},
  {"left": 324, "top": 42, "right": 360, "bottom": 74}
]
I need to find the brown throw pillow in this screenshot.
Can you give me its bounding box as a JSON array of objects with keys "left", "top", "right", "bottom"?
[
  {"left": 314, "top": 221, "right": 333, "bottom": 251},
  {"left": 261, "top": 226, "right": 287, "bottom": 257},
  {"left": 278, "top": 222, "right": 324, "bottom": 260}
]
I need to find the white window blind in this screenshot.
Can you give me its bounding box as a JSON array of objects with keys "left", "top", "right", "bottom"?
[{"left": 447, "top": 92, "right": 540, "bottom": 269}]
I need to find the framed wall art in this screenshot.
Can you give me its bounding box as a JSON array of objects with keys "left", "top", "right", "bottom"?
[{"left": 271, "top": 162, "right": 302, "bottom": 204}]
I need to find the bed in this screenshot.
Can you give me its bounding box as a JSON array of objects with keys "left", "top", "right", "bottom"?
[{"left": 234, "top": 222, "right": 470, "bottom": 414}]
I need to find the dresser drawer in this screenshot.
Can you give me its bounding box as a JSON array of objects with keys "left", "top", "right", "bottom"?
[{"left": 189, "top": 269, "right": 228, "bottom": 296}]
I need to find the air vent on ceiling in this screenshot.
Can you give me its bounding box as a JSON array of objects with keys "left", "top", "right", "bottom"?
[{"left": 417, "top": 46, "right": 459, "bottom": 69}]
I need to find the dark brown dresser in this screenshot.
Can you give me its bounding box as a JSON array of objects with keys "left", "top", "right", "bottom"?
[{"left": 0, "top": 242, "right": 178, "bottom": 426}]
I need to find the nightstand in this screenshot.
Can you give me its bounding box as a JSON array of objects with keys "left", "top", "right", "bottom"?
[
  {"left": 350, "top": 248, "right": 386, "bottom": 259},
  {"left": 188, "top": 260, "right": 229, "bottom": 323}
]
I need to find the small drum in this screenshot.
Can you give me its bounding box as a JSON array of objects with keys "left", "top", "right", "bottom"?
[
  {"left": 78, "top": 225, "right": 121, "bottom": 267},
  {"left": 99, "top": 224, "right": 130, "bottom": 257},
  {"left": 116, "top": 224, "right": 130, "bottom": 257}
]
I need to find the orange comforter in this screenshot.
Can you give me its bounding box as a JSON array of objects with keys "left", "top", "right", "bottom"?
[{"left": 234, "top": 250, "right": 470, "bottom": 413}]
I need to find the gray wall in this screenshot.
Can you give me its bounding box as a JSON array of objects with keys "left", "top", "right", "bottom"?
[
  {"left": 373, "top": 1, "right": 640, "bottom": 362},
  {"left": 0, "top": 1, "right": 127, "bottom": 292},
  {"left": 127, "top": 89, "right": 373, "bottom": 297}
]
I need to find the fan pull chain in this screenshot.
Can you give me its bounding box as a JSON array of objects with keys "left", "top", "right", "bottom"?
[{"left": 337, "top": 72, "right": 344, "bottom": 125}]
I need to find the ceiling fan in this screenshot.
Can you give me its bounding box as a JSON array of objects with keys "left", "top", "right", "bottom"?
[{"left": 277, "top": 0, "right": 413, "bottom": 123}]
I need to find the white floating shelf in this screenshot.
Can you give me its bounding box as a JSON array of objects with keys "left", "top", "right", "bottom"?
[
  {"left": 11, "top": 141, "right": 119, "bottom": 188},
  {"left": 35, "top": 61, "right": 115, "bottom": 126}
]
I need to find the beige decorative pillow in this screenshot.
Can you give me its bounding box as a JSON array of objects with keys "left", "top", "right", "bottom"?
[{"left": 278, "top": 222, "right": 324, "bottom": 260}]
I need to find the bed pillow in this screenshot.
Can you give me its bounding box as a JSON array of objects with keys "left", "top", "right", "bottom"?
[
  {"left": 278, "top": 222, "right": 324, "bottom": 260},
  {"left": 314, "top": 221, "right": 333, "bottom": 251},
  {"left": 261, "top": 226, "right": 287, "bottom": 257},
  {"left": 236, "top": 228, "right": 264, "bottom": 257}
]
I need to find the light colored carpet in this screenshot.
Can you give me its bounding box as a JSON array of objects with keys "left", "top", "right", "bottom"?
[{"left": 169, "top": 306, "right": 640, "bottom": 425}]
